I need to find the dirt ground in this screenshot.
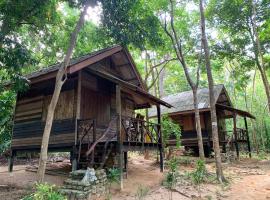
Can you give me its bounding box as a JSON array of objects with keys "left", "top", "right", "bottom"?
[{"left": 0, "top": 155, "right": 270, "bottom": 200}]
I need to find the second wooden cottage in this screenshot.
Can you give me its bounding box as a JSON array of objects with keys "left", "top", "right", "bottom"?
[
  {"left": 9, "top": 46, "right": 172, "bottom": 179},
  {"left": 149, "top": 85, "right": 255, "bottom": 157}
]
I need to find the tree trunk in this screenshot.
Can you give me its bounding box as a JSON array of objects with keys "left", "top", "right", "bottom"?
[
  {"left": 199, "top": 0, "right": 225, "bottom": 182},
  {"left": 37, "top": 4, "right": 89, "bottom": 182},
  {"left": 193, "top": 88, "right": 205, "bottom": 159},
  {"left": 256, "top": 63, "right": 270, "bottom": 112},
  {"left": 250, "top": 0, "right": 270, "bottom": 113},
  {"left": 165, "top": 0, "right": 205, "bottom": 159},
  {"left": 159, "top": 68, "right": 165, "bottom": 98}
]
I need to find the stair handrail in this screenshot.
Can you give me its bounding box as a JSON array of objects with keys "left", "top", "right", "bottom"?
[
  {"left": 77, "top": 119, "right": 95, "bottom": 163},
  {"left": 85, "top": 116, "right": 117, "bottom": 157}
]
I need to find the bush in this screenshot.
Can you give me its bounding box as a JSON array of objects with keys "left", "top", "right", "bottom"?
[
  {"left": 22, "top": 183, "right": 66, "bottom": 200},
  {"left": 163, "top": 157, "right": 179, "bottom": 189},
  {"left": 161, "top": 114, "right": 181, "bottom": 147},
  {"left": 106, "top": 167, "right": 120, "bottom": 193},
  {"left": 106, "top": 168, "right": 120, "bottom": 184},
  {"left": 189, "top": 160, "right": 207, "bottom": 185}
]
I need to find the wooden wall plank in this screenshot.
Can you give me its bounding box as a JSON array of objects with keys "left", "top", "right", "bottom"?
[{"left": 42, "top": 90, "right": 75, "bottom": 121}]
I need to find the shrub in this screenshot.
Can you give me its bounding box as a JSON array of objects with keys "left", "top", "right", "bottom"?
[
  {"left": 107, "top": 168, "right": 120, "bottom": 184},
  {"left": 161, "top": 114, "right": 181, "bottom": 147},
  {"left": 22, "top": 183, "right": 66, "bottom": 200},
  {"left": 163, "top": 157, "right": 180, "bottom": 200},
  {"left": 190, "top": 159, "right": 207, "bottom": 185},
  {"left": 106, "top": 167, "right": 120, "bottom": 193}
]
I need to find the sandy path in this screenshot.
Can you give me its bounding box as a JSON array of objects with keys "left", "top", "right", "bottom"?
[
  {"left": 224, "top": 172, "right": 270, "bottom": 200},
  {"left": 1, "top": 157, "right": 270, "bottom": 200},
  {"left": 0, "top": 165, "right": 66, "bottom": 187}
]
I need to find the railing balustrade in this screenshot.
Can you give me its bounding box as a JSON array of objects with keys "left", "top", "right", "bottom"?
[{"left": 121, "top": 116, "right": 161, "bottom": 144}]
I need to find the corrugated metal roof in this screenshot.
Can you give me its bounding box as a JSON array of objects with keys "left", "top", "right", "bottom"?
[{"left": 149, "top": 84, "right": 224, "bottom": 117}]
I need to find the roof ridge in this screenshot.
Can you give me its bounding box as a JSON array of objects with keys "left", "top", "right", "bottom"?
[
  {"left": 162, "top": 84, "right": 224, "bottom": 99},
  {"left": 25, "top": 45, "right": 122, "bottom": 79}
]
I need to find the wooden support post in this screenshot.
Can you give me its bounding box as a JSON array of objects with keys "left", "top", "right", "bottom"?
[
  {"left": 8, "top": 150, "right": 15, "bottom": 173},
  {"left": 72, "top": 146, "right": 78, "bottom": 171},
  {"left": 233, "top": 113, "right": 239, "bottom": 159},
  {"left": 244, "top": 117, "right": 252, "bottom": 158},
  {"left": 157, "top": 105, "right": 164, "bottom": 172},
  {"left": 75, "top": 71, "right": 82, "bottom": 145},
  {"left": 92, "top": 119, "right": 96, "bottom": 164},
  {"left": 124, "top": 151, "right": 128, "bottom": 178},
  {"left": 116, "top": 85, "right": 123, "bottom": 190},
  {"left": 141, "top": 120, "right": 144, "bottom": 150}
]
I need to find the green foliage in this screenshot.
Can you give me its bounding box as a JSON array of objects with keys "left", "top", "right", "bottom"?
[
  {"left": 22, "top": 183, "right": 66, "bottom": 200},
  {"left": 135, "top": 185, "right": 149, "bottom": 200},
  {"left": 101, "top": 0, "right": 164, "bottom": 49},
  {"left": 163, "top": 157, "right": 179, "bottom": 190},
  {"left": 161, "top": 114, "right": 181, "bottom": 147},
  {"left": 106, "top": 168, "right": 121, "bottom": 194},
  {"left": 0, "top": 91, "right": 16, "bottom": 154},
  {"left": 106, "top": 168, "right": 121, "bottom": 184},
  {"left": 189, "top": 160, "right": 208, "bottom": 185}
]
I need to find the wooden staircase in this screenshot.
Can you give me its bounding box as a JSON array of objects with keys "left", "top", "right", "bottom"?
[{"left": 77, "top": 117, "right": 118, "bottom": 169}]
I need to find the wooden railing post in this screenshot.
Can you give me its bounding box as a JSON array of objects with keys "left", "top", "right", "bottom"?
[
  {"left": 116, "top": 85, "right": 123, "bottom": 190},
  {"left": 244, "top": 117, "right": 252, "bottom": 158},
  {"left": 157, "top": 105, "right": 164, "bottom": 172}
]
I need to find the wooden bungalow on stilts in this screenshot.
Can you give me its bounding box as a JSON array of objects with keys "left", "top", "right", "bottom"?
[
  {"left": 9, "top": 45, "right": 172, "bottom": 188},
  {"left": 149, "top": 85, "right": 255, "bottom": 157}
]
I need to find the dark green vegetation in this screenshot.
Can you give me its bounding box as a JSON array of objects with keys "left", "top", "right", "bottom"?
[
  {"left": 1, "top": 0, "right": 270, "bottom": 156},
  {"left": 22, "top": 183, "right": 66, "bottom": 200}
]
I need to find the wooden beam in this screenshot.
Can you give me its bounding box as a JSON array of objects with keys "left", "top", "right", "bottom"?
[
  {"left": 123, "top": 77, "right": 137, "bottom": 82},
  {"left": 116, "top": 85, "right": 123, "bottom": 190},
  {"left": 157, "top": 105, "right": 164, "bottom": 172},
  {"left": 244, "top": 117, "right": 252, "bottom": 158},
  {"left": 233, "top": 113, "right": 239, "bottom": 159},
  {"left": 69, "top": 46, "right": 123, "bottom": 74},
  {"left": 116, "top": 63, "right": 130, "bottom": 67}
]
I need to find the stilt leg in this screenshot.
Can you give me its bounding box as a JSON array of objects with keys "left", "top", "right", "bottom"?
[
  {"left": 244, "top": 117, "right": 252, "bottom": 158},
  {"left": 8, "top": 150, "right": 14, "bottom": 172},
  {"left": 124, "top": 151, "right": 128, "bottom": 178},
  {"left": 235, "top": 141, "right": 239, "bottom": 159},
  {"left": 118, "top": 150, "right": 123, "bottom": 190},
  {"left": 159, "top": 147, "right": 164, "bottom": 172}
]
